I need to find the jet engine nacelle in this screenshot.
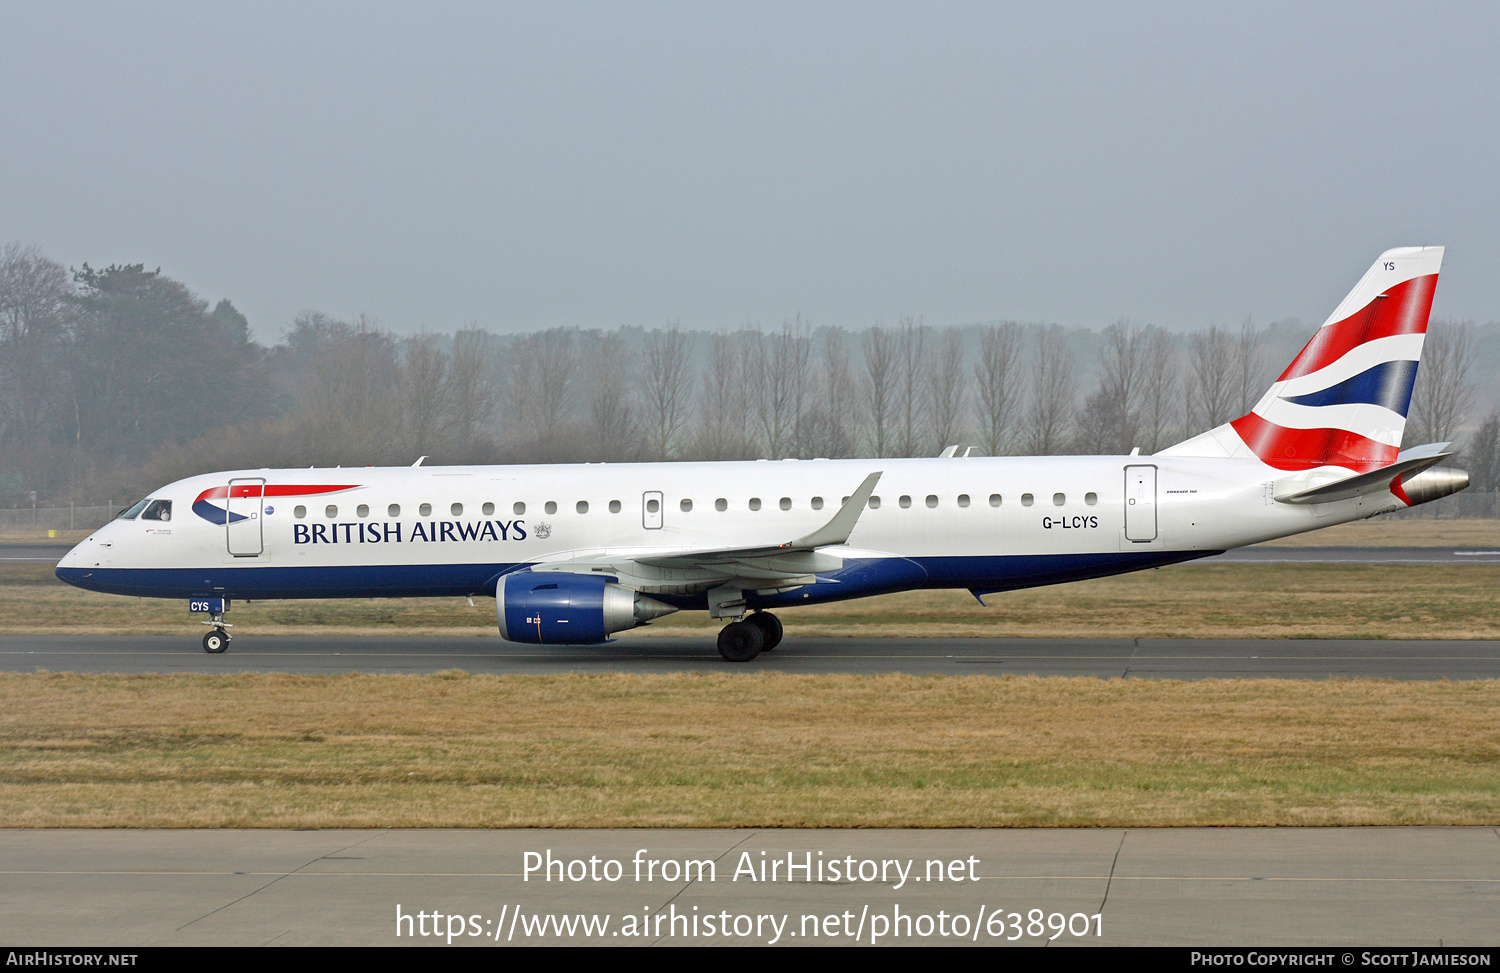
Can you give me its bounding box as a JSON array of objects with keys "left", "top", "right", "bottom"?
[
  {"left": 1398, "top": 466, "right": 1469, "bottom": 507},
  {"left": 495, "top": 572, "right": 678, "bottom": 644}
]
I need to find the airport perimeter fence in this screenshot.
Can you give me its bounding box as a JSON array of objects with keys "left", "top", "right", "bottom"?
[{"left": 3, "top": 493, "right": 1498, "bottom": 537}]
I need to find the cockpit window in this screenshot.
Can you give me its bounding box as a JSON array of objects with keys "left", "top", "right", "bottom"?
[
  {"left": 140, "top": 499, "right": 172, "bottom": 522},
  {"left": 117, "top": 499, "right": 150, "bottom": 520}
]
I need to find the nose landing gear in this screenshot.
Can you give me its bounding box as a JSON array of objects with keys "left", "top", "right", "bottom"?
[
  {"left": 190, "top": 597, "right": 233, "bottom": 653},
  {"left": 716, "top": 611, "right": 782, "bottom": 662}
]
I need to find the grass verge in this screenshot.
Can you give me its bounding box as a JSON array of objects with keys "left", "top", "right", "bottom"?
[{"left": 1, "top": 672, "right": 1496, "bottom": 828}]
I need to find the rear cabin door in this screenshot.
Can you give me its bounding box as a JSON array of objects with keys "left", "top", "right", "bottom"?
[
  {"left": 226, "top": 477, "right": 265, "bottom": 556},
  {"left": 1123, "top": 465, "right": 1157, "bottom": 542},
  {"left": 643, "top": 491, "right": 664, "bottom": 529}
]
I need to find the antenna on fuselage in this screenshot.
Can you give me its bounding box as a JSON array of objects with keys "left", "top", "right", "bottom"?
[{"left": 412, "top": 456, "right": 427, "bottom": 467}]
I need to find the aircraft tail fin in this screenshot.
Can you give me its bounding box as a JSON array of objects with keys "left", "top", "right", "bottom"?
[{"left": 1160, "top": 246, "right": 1444, "bottom": 472}]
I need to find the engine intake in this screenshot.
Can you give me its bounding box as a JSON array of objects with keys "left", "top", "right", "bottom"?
[{"left": 495, "top": 572, "right": 678, "bottom": 644}]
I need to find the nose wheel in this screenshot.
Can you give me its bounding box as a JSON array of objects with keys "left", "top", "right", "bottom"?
[{"left": 202, "top": 628, "right": 230, "bottom": 654}]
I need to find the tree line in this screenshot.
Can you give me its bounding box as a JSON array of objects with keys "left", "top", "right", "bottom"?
[{"left": 1, "top": 240, "right": 1494, "bottom": 505}]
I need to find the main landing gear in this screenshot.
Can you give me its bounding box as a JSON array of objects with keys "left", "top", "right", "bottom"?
[{"left": 717, "top": 611, "right": 783, "bottom": 662}]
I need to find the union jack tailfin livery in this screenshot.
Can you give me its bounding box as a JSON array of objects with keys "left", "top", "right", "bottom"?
[{"left": 1161, "top": 246, "right": 1443, "bottom": 473}]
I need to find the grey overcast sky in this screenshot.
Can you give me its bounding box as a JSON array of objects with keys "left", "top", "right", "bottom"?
[{"left": 2, "top": 2, "right": 1497, "bottom": 339}]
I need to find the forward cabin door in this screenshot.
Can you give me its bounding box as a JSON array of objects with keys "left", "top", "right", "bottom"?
[
  {"left": 643, "top": 491, "right": 664, "bottom": 529},
  {"left": 1123, "top": 465, "right": 1157, "bottom": 543},
  {"left": 226, "top": 477, "right": 266, "bottom": 556}
]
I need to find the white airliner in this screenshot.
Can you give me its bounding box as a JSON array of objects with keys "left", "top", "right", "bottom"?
[{"left": 58, "top": 248, "right": 1468, "bottom": 660}]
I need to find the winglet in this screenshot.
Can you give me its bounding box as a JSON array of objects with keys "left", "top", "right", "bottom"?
[{"left": 787, "top": 471, "right": 882, "bottom": 549}]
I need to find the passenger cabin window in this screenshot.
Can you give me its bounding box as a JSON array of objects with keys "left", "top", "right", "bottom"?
[
  {"left": 576, "top": 501, "right": 589, "bottom": 514},
  {"left": 1021, "top": 494, "right": 1034, "bottom": 507},
  {"left": 545, "top": 501, "right": 557, "bottom": 514},
  {"left": 958, "top": 494, "right": 971, "bottom": 508},
  {"left": 325, "top": 505, "right": 338, "bottom": 518},
  {"left": 141, "top": 499, "right": 172, "bottom": 522},
  {"left": 989, "top": 494, "right": 1001, "bottom": 507},
  {"left": 868, "top": 496, "right": 881, "bottom": 509},
  {"left": 779, "top": 497, "right": 791, "bottom": 510},
  {"left": 388, "top": 504, "right": 400, "bottom": 517},
  {"left": 118, "top": 499, "right": 150, "bottom": 520},
  {"left": 748, "top": 498, "right": 762, "bottom": 511},
  {"left": 294, "top": 505, "right": 307, "bottom": 519},
  {"left": 1085, "top": 492, "right": 1098, "bottom": 505},
  {"left": 1053, "top": 493, "right": 1065, "bottom": 506},
  {"left": 419, "top": 503, "right": 432, "bottom": 516},
  {"left": 482, "top": 502, "right": 495, "bottom": 516},
  {"left": 899, "top": 495, "right": 911, "bottom": 508},
  {"left": 514, "top": 502, "right": 525, "bottom": 515},
  {"left": 646, "top": 498, "right": 659, "bottom": 513},
  {"left": 357, "top": 504, "right": 370, "bottom": 518},
  {"left": 811, "top": 497, "right": 824, "bottom": 510},
  {"left": 609, "top": 500, "right": 622, "bottom": 513},
  {"left": 715, "top": 498, "right": 727, "bottom": 512},
  {"left": 451, "top": 503, "right": 463, "bottom": 516},
  {"left": 926, "top": 495, "right": 938, "bottom": 508},
  {"left": 681, "top": 499, "right": 693, "bottom": 512}
]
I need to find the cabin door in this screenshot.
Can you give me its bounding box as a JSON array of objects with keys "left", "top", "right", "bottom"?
[
  {"left": 1123, "top": 465, "right": 1158, "bottom": 542},
  {"left": 643, "top": 491, "right": 664, "bottom": 529},
  {"left": 226, "top": 477, "right": 266, "bottom": 556}
]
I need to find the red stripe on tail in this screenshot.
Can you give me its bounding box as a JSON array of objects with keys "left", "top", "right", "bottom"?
[
  {"left": 1277, "top": 274, "right": 1437, "bottom": 382},
  {"left": 1230, "top": 412, "right": 1397, "bottom": 472}
]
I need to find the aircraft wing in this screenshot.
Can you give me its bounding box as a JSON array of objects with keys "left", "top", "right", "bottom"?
[{"left": 526, "top": 471, "right": 882, "bottom": 590}]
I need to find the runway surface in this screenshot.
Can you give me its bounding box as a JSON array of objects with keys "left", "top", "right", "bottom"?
[
  {"left": 2, "top": 827, "right": 1496, "bottom": 946},
  {"left": 4, "top": 633, "right": 1498, "bottom": 679}
]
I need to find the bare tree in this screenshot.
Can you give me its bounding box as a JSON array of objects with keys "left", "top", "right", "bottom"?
[
  {"left": 1466, "top": 409, "right": 1500, "bottom": 493},
  {"left": 973, "top": 321, "right": 1022, "bottom": 456},
  {"left": 0, "top": 242, "right": 71, "bottom": 451},
  {"left": 1139, "top": 328, "right": 1179, "bottom": 452},
  {"left": 507, "top": 328, "right": 577, "bottom": 447},
  {"left": 894, "top": 316, "right": 929, "bottom": 456},
  {"left": 1409, "top": 320, "right": 1476, "bottom": 445},
  {"left": 1094, "top": 319, "right": 1144, "bottom": 452},
  {"left": 793, "top": 328, "right": 857, "bottom": 458},
  {"left": 586, "top": 331, "right": 639, "bottom": 461},
  {"left": 747, "top": 320, "right": 812, "bottom": 459},
  {"left": 400, "top": 333, "right": 452, "bottom": 456},
  {"left": 928, "top": 326, "right": 967, "bottom": 452},
  {"left": 693, "top": 332, "right": 751, "bottom": 460},
  {"left": 1233, "top": 317, "right": 1264, "bottom": 416},
  {"left": 1022, "top": 325, "right": 1076, "bottom": 455},
  {"left": 447, "top": 324, "right": 500, "bottom": 449},
  {"left": 861, "top": 325, "right": 898, "bottom": 457},
  {"left": 641, "top": 323, "right": 695, "bottom": 459},
  {"left": 299, "top": 314, "right": 403, "bottom": 463},
  {"left": 1185, "top": 325, "right": 1236, "bottom": 432}
]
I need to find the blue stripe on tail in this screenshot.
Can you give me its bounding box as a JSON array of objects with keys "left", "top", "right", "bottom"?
[{"left": 1281, "top": 359, "right": 1419, "bottom": 415}]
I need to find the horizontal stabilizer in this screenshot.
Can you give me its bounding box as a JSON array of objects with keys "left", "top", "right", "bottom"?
[{"left": 1275, "top": 442, "right": 1452, "bottom": 504}]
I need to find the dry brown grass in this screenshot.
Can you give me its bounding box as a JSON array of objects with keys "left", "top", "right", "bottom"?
[
  {"left": 1, "top": 672, "right": 1495, "bottom": 828},
  {"left": 1258, "top": 518, "right": 1500, "bottom": 546},
  {"left": 5, "top": 563, "right": 1499, "bottom": 639}
]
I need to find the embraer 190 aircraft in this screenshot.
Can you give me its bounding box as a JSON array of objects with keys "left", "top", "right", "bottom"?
[{"left": 57, "top": 248, "right": 1469, "bottom": 660}]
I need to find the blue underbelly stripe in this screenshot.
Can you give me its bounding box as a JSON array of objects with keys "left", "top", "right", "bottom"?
[{"left": 56, "top": 550, "right": 1222, "bottom": 606}]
